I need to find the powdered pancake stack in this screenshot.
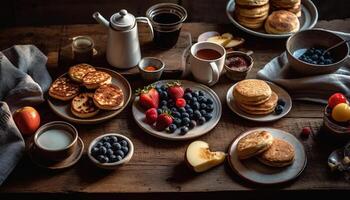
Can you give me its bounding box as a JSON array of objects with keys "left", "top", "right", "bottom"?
[
  {"left": 233, "top": 79, "right": 278, "bottom": 115},
  {"left": 234, "top": 0, "right": 270, "bottom": 29}
]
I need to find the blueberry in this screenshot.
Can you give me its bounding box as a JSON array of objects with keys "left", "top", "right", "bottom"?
[
  {"left": 185, "top": 88, "right": 192, "bottom": 93},
  {"left": 179, "top": 107, "right": 186, "bottom": 113},
  {"left": 161, "top": 91, "right": 168, "bottom": 99},
  {"left": 198, "top": 96, "right": 205, "bottom": 103},
  {"left": 200, "top": 103, "right": 207, "bottom": 109},
  {"left": 182, "top": 117, "right": 190, "bottom": 125},
  {"left": 198, "top": 91, "right": 204, "bottom": 96},
  {"left": 189, "top": 120, "right": 197, "bottom": 129},
  {"left": 277, "top": 99, "right": 286, "bottom": 107},
  {"left": 120, "top": 140, "right": 128, "bottom": 147},
  {"left": 116, "top": 155, "right": 123, "bottom": 161},
  {"left": 112, "top": 142, "right": 121, "bottom": 151},
  {"left": 194, "top": 110, "right": 202, "bottom": 119},
  {"left": 107, "top": 148, "right": 114, "bottom": 156},
  {"left": 192, "top": 91, "right": 199, "bottom": 98},
  {"left": 315, "top": 49, "right": 322, "bottom": 55},
  {"left": 168, "top": 124, "right": 177, "bottom": 133},
  {"left": 192, "top": 97, "right": 198, "bottom": 102},
  {"left": 187, "top": 108, "right": 194, "bottom": 115},
  {"left": 173, "top": 112, "right": 181, "bottom": 118},
  {"left": 95, "top": 142, "right": 103, "bottom": 148},
  {"left": 167, "top": 100, "right": 175, "bottom": 108},
  {"left": 319, "top": 62, "right": 325, "bottom": 65},
  {"left": 99, "top": 146, "right": 107, "bottom": 155},
  {"left": 97, "top": 155, "right": 108, "bottom": 163},
  {"left": 182, "top": 112, "right": 190, "bottom": 118},
  {"left": 102, "top": 136, "right": 110, "bottom": 142},
  {"left": 275, "top": 105, "right": 284, "bottom": 115},
  {"left": 116, "top": 150, "right": 125, "bottom": 158},
  {"left": 91, "top": 147, "right": 99, "bottom": 156},
  {"left": 185, "top": 104, "right": 191, "bottom": 110},
  {"left": 121, "top": 146, "right": 129, "bottom": 154},
  {"left": 103, "top": 142, "right": 111, "bottom": 149},
  {"left": 109, "top": 154, "right": 117, "bottom": 162},
  {"left": 192, "top": 102, "right": 200, "bottom": 110},
  {"left": 161, "top": 105, "right": 168, "bottom": 110},
  {"left": 311, "top": 60, "right": 317, "bottom": 65},
  {"left": 157, "top": 108, "right": 163, "bottom": 114},
  {"left": 156, "top": 85, "right": 162, "bottom": 92},
  {"left": 174, "top": 118, "right": 182, "bottom": 126},
  {"left": 206, "top": 98, "right": 213, "bottom": 105},
  {"left": 198, "top": 117, "right": 206, "bottom": 125},
  {"left": 206, "top": 104, "right": 214, "bottom": 113},
  {"left": 204, "top": 113, "right": 212, "bottom": 121},
  {"left": 325, "top": 59, "right": 332, "bottom": 64},
  {"left": 180, "top": 126, "right": 189, "bottom": 135},
  {"left": 160, "top": 100, "right": 167, "bottom": 106},
  {"left": 184, "top": 93, "right": 192, "bottom": 100},
  {"left": 311, "top": 54, "right": 318, "bottom": 60},
  {"left": 161, "top": 85, "right": 167, "bottom": 91},
  {"left": 109, "top": 136, "right": 118, "bottom": 143}
]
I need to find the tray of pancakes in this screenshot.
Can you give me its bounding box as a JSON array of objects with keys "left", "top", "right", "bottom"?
[
  {"left": 226, "top": 79, "right": 292, "bottom": 122},
  {"left": 228, "top": 127, "right": 307, "bottom": 184},
  {"left": 226, "top": 0, "right": 318, "bottom": 38},
  {"left": 48, "top": 64, "right": 131, "bottom": 124}
]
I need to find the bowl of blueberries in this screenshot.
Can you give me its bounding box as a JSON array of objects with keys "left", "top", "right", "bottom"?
[
  {"left": 88, "top": 133, "right": 134, "bottom": 169},
  {"left": 286, "top": 29, "right": 349, "bottom": 75}
]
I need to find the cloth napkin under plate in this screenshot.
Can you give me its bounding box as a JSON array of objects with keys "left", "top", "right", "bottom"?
[
  {"left": 257, "top": 30, "right": 350, "bottom": 104},
  {"left": 0, "top": 45, "right": 52, "bottom": 185}
]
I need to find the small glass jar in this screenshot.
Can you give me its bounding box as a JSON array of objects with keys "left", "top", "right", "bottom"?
[
  {"left": 72, "top": 36, "right": 94, "bottom": 63},
  {"left": 323, "top": 106, "right": 350, "bottom": 138}
]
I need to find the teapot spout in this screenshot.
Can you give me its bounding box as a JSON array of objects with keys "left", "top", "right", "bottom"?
[{"left": 92, "top": 12, "right": 109, "bottom": 27}]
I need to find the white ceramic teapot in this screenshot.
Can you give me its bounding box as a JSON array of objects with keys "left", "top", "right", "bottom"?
[{"left": 93, "top": 9, "right": 153, "bottom": 69}]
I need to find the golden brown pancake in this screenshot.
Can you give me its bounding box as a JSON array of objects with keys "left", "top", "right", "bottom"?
[
  {"left": 271, "top": 0, "right": 300, "bottom": 8},
  {"left": 235, "top": 3, "right": 270, "bottom": 18},
  {"left": 238, "top": 92, "right": 278, "bottom": 112},
  {"left": 82, "top": 71, "right": 112, "bottom": 89},
  {"left": 237, "top": 130, "right": 274, "bottom": 159},
  {"left": 49, "top": 77, "right": 80, "bottom": 101},
  {"left": 235, "top": 12, "right": 268, "bottom": 29},
  {"left": 68, "top": 63, "right": 96, "bottom": 83},
  {"left": 265, "top": 10, "right": 300, "bottom": 34},
  {"left": 257, "top": 139, "right": 295, "bottom": 167},
  {"left": 71, "top": 93, "right": 100, "bottom": 118},
  {"left": 233, "top": 79, "right": 272, "bottom": 103},
  {"left": 235, "top": 0, "right": 269, "bottom": 6},
  {"left": 93, "top": 84, "right": 124, "bottom": 110}
]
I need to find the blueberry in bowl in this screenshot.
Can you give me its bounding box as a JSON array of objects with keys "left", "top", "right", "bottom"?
[{"left": 88, "top": 133, "right": 134, "bottom": 169}]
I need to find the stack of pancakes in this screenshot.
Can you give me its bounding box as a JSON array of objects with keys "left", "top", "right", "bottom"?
[
  {"left": 233, "top": 79, "right": 278, "bottom": 115},
  {"left": 49, "top": 63, "right": 124, "bottom": 118},
  {"left": 270, "top": 0, "right": 301, "bottom": 17},
  {"left": 234, "top": 0, "right": 270, "bottom": 29},
  {"left": 237, "top": 130, "right": 295, "bottom": 167}
]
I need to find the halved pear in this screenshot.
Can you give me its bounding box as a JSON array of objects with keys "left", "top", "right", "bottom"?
[
  {"left": 185, "top": 141, "right": 226, "bottom": 173},
  {"left": 207, "top": 36, "right": 231, "bottom": 47}
]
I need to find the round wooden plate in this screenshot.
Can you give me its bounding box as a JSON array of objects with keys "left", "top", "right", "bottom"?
[
  {"left": 228, "top": 127, "right": 307, "bottom": 185},
  {"left": 48, "top": 67, "right": 132, "bottom": 124},
  {"left": 226, "top": 81, "right": 292, "bottom": 122},
  {"left": 132, "top": 80, "right": 222, "bottom": 141}
]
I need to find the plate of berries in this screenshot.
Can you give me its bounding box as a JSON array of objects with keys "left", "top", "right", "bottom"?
[{"left": 132, "top": 80, "right": 222, "bottom": 140}]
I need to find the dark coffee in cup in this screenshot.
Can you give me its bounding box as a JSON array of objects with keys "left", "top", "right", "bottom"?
[
  {"left": 147, "top": 3, "right": 187, "bottom": 49},
  {"left": 195, "top": 49, "right": 222, "bottom": 60}
]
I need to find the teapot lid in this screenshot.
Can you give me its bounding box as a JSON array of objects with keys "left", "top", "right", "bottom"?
[{"left": 110, "top": 9, "right": 135, "bottom": 30}]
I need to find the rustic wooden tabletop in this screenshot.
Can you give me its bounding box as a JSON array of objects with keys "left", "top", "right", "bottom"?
[{"left": 0, "top": 19, "right": 350, "bottom": 199}]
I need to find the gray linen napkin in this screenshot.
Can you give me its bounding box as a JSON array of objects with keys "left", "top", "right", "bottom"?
[
  {"left": 0, "top": 45, "right": 52, "bottom": 185},
  {"left": 257, "top": 30, "right": 350, "bottom": 104}
]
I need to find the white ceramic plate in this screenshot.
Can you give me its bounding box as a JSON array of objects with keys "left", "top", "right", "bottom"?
[
  {"left": 228, "top": 127, "right": 307, "bottom": 185},
  {"left": 226, "top": 81, "right": 292, "bottom": 122},
  {"left": 48, "top": 68, "right": 132, "bottom": 124},
  {"left": 132, "top": 80, "right": 222, "bottom": 141},
  {"left": 226, "top": 0, "right": 318, "bottom": 39}
]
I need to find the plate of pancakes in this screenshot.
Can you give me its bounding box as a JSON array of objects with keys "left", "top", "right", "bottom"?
[
  {"left": 226, "top": 0, "right": 318, "bottom": 38},
  {"left": 132, "top": 80, "right": 222, "bottom": 141},
  {"left": 228, "top": 127, "right": 307, "bottom": 184},
  {"left": 48, "top": 64, "right": 131, "bottom": 124},
  {"left": 226, "top": 79, "right": 292, "bottom": 122}
]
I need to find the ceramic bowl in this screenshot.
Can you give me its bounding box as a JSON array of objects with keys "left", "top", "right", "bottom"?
[
  {"left": 88, "top": 133, "right": 134, "bottom": 169},
  {"left": 224, "top": 51, "right": 253, "bottom": 81},
  {"left": 138, "top": 57, "right": 165, "bottom": 82},
  {"left": 33, "top": 121, "right": 78, "bottom": 161},
  {"left": 323, "top": 106, "right": 350, "bottom": 138},
  {"left": 286, "top": 29, "right": 349, "bottom": 76}
]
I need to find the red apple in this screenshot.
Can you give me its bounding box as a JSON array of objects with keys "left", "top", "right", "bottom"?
[{"left": 13, "top": 106, "right": 41, "bottom": 136}]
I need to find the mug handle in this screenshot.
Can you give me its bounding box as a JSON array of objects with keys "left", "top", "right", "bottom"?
[
  {"left": 208, "top": 62, "right": 220, "bottom": 86},
  {"left": 136, "top": 17, "right": 154, "bottom": 41}
]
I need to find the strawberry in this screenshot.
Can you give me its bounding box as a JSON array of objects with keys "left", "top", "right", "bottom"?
[
  {"left": 145, "top": 108, "right": 158, "bottom": 124},
  {"left": 136, "top": 85, "right": 159, "bottom": 109},
  {"left": 167, "top": 81, "right": 184, "bottom": 100},
  {"left": 156, "top": 111, "right": 173, "bottom": 131},
  {"left": 176, "top": 98, "right": 186, "bottom": 108}
]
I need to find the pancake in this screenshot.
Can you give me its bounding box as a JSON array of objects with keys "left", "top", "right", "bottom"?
[
  {"left": 235, "top": 0, "right": 269, "bottom": 6},
  {"left": 236, "top": 101, "right": 276, "bottom": 115},
  {"left": 93, "top": 84, "right": 124, "bottom": 110},
  {"left": 82, "top": 71, "right": 112, "bottom": 89},
  {"left": 68, "top": 63, "right": 96, "bottom": 83},
  {"left": 239, "top": 92, "right": 278, "bottom": 112},
  {"left": 234, "top": 91, "right": 270, "bottom": 105},
  {"left": 49, "top": 76, "right": 80, "bottom": 101},
  {"left": 235, "top": 3, "right": 269, "bottom": 18},
  {"left": 265, "top": 10, "right": 300, "bottom": 34},
  {"left": 71, "top": 93, "right": 100, "bottom": 118},
  {"left": 237, "top": 130, "right": 274, "bottom": 159},
  {"left": 257, "top": 139, "right": 295, "bottom": 167},
  {"left": 235, "top": 13, "right": 268, "bottom": 29},
  {"left": 233, "top": 79, "right": 272, "bottom": 103},
  {"left": 271, "top": 0, "right": 300, "bottom": 8}
]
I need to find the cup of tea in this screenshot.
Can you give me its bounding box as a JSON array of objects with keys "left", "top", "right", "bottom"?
[
  {"left": 146, "top": 3, "right": 187, "bottom": 49},
  {"left": 190, "top": 42, "right": 226, "bottom": 86}
]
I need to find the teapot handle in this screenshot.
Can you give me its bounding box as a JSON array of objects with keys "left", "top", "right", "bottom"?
[{"left": 136, "top": 17, "right": 154, "bottom": 41}]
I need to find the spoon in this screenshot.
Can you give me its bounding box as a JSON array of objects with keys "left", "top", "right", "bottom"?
[
  {"left": 323, "top": 39, "right": 350, "bottom": 55},
  {"left": 328, "top": 148, "right": 347, "bottom": 172}
]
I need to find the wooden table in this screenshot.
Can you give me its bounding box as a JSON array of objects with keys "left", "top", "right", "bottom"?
[{"left": 0, "top": 20, "right": 350, "bottom": 199}]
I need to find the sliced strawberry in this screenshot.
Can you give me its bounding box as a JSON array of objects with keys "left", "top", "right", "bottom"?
[
  {"left": 156, "top": 111, "right": 173, "bottom": 131},
  {"left": 136, "top": 85, "right": 159, "bottom": 109},
  {"left": 145, "top": 108, "right": 158, "bottom": 124},
  {"left": 176, "top": 98, "right": 186, "bottom": 108},
  {"left": 167, "top": 81, "right": 184, "bottom": 100}
]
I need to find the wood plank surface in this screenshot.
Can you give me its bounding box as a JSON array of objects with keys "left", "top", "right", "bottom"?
[{"left": 0, "top": 19, "right": 350, "bottom": 197}]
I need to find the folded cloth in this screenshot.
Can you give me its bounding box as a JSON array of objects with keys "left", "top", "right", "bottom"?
[
  {"left": 257, "top": 30, "right": 350, "bottom": 104},
  {"left": 0, "top": 45, "right": 52, "bottom": 185}
]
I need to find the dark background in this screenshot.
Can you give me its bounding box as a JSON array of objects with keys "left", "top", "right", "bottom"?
[{"left": 0, "top": 0, "right": 349, "bottom": 27}]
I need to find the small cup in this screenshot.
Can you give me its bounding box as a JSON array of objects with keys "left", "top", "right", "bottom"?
[
  {"left": 138, "top": 57, "right": 165, "bottom": 82},
  {"left": 33, "top": 121, "right": 78, "bottom": 161},
  {"left": 224, "top": 51, "right": 253, "bottom": 81},
  {"left": 72, "top": 36, "right": 94, "bottom": 63}
]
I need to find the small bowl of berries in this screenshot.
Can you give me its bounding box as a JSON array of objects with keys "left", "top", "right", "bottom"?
[
  {"left": 88, "top": 133, "right": 134, "bottom": 169},
  {"left": 323, "top": 93, "right": 350, "bottom": 137},
  {"left": 224, "top": 51, "right": 253, "bottom": 81},
  {"left": 286, "top": 29, "right": 349, "bottom": 76}
]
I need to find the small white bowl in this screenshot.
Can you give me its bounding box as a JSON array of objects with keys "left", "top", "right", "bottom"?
[
  {"left": 138, "top": 57, "right": 165, "bottom": 82},
  {"left": 88, "top": 133, "right": 134, "bottom": 169}
]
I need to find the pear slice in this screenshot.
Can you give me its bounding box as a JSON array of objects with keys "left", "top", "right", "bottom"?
[
  {"left": 225, "top": 37, "right": 245, "bottom": 48},
  {"left": 207, "top": 36, "right": 231, "bottom": 47},
  {"left": 221, "top": 33, "right": 233, "bottom": 40},
  {"left": 185, "top": 141, "right": 226, "bottom": 173}
]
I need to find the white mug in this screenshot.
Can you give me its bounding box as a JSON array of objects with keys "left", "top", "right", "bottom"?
[{"left": 190, "top": 42, "right": 226, "bottom": 86}]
